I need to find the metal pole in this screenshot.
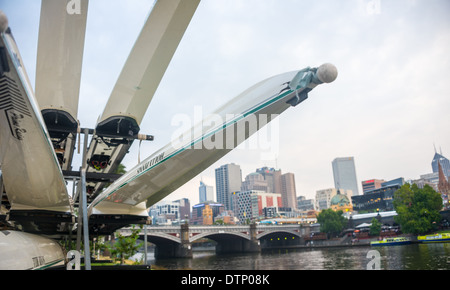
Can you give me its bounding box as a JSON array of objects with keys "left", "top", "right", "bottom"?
[
  {"left": 80, "top": 128, "right": 91, "bottom": 270},
  {"left": 144, "top": 224, "right": 148, "bottom": 265},
  {"left": 75, "top": 180, "right": 82, "bottom": 253},
  {"left": 81, "top": 168, "right": 91, "bottom": 270}
]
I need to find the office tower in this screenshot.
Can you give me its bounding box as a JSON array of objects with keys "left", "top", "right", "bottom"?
[
  {"left": 215, "top": 163, "right": 242, "bottom": 211},
  {"left": 315, "top": 188, "right": 336, "bottom": 211},
  {"left": 361, "top": 179, "right": 385, "bottom": 194},
  {"left": 352, "top": 178, "right": 405, "bottom": 212},
  {"left": 281, "top": 173, "right": 297, "bottom": 209},
  {"left": 199, "top": 181, "right": 214, "bottom": 203},
  {"left": 234, "top": 190, "right": 282, "bottom": 223},
  {"left": 241, "top": 172, "right": 269, "bottom": 192},
  {"left": 297, "top": 196, "right": 315, "bottom": 211},
  {"left": 174, "top": 198, "right": 190, "bottom": 221},
  {"left": 256, "top": 167, "right": 282, "bottom": 194},
  {"left": 149, "top": 200, "right": 181, "bottom": 225},
  {"left": 437, "top": 162, "right": 450, "bottom": 205},
  {"left": 432, "top": 151, "right": 450, "bottom": 178},
  {"left": 332, "top": 157, "right": 360, "bottom": 196}
]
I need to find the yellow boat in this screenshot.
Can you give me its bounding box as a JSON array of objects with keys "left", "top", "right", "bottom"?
[
  {"left": 417, "top": 233, "right": 450, "bottom": 243},
  {"left": 370, "top": 237, "right": 411, "bottom": 246}
]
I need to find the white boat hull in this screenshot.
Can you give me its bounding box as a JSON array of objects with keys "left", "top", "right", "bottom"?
[
  {"left": 0, "top": 28, "right": 71, "bottom": 214},
  {"left": 88, "top": 65, "right": 337, "bottom": 224},
  {"left": 0, "top": 231, "right": 65, "bottom": 270}
]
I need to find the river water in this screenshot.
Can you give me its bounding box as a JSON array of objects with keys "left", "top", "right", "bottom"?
[{"left": 146, "top": 243, "right": 450, "bottom": 270}]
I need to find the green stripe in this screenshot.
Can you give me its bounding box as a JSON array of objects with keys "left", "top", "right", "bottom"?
[
  {"left": 92, "top": 87, "right": 296, "bottom": 208},
  {"left": 34, "top": 259, "right": 65, "bottom": 270}
]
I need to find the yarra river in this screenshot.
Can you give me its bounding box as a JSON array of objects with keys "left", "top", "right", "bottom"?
[{"left": 145, "top": 243, "right": 450, "bottom": 270}]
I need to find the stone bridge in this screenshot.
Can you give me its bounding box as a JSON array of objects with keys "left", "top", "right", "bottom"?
[{"left": 119, "top": 224, "right": 310, "bottom": 258}]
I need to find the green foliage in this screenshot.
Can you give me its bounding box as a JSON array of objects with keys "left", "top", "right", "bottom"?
[
  {"left": 369, "top": 218, "right": 381, "bottom": 236},
  {"left": 108, "top": 225, "right": 143, "bottom": 264},
  {"left": 115, "top": 163, "right": 127, "bottom": 174},
  {"left": 393, "top": 184, "right": 443, "bottom": 235},
  {"left": 317, "top": 209, "right": 347, "bottom": 237}
]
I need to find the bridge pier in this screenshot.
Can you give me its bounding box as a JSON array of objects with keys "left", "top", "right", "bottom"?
[
  {"left": 154, "top": 223, "right": 192, "bottom": 259},
  {"left": 154, "top": 242, "right": 192, "bottom": 259},
  {"left": 215, "top": 223, "right": 261, "bottom": 255}
]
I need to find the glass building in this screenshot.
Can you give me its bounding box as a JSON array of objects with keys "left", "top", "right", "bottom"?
[
  {"left": 215, "top": 163, "right": 242, "bottom": 211},
  {"left": 432, "top": 152, "right": 450, "bottom": 178},
  {"left": 351, "top": 178, "right": 405, "bottom": 213},
  {"left": 332, "top": 157, "right": 360, "bottom": 196},
  {"left": 199, "top": 181, "right": 214, "bottom": 203}
]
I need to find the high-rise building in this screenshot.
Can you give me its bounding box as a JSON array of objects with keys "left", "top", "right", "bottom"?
[
  {"left": 352, "top": 178, "right": 405, "bottom": 213},
  {"left": 281, "top": 173, "right": 297, "bottom": 209},
  {"left": 252, "top": 167, "right": 297, "bottom": 210},
  {"left": 234, "top": 190, "right": 282, "bottom": 223},
  {"left": 241, "top": 172, "right": 269, "bottom": 192},
  {"left": 199, "top": 181, "right": 214, "bottom": 203},
  {"left": 256, "top": 167, "right": 282, "bottom": 194},
  {"left": 361, "top": 179, "right": 385, "bottom": 194},
  {"left": 411, "top": 173, "right": 438, "bottom": 191},
  {"left": 174, "top": 198, "right": 190, "bottom": 221},
  {"left": 332, "top": 157, "right": 360, "bottom": 196},
  {"left": 149, "top": 200, "right": 181, "bottom": 225},
  {"left": 437, "top": 162, "right": 450, "bottom": 205},
  {"left": 432, "top": 151, "right": 450, "bottom": 178},
  {"left": 215, "top": 163, "right": 242, "bottom": 211},
  {"left": 297, "top": 196, "right": 315, "bottom": 211}
]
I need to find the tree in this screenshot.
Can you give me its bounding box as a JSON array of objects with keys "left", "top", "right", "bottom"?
[
  {"left": 108, "top": 225, "right": 143, "bottom": 264},
  {"left": 393, "top": 184, "right": 442, "bottom": 235},
  {"left": 115, "top": 163, "right": 127, "bottom": 174},
  {"left": 370, "top": 218, "right": 381, "bottom": 236},
  {"left": 317, "top": 209, "right": 347, "bottom": 238}
]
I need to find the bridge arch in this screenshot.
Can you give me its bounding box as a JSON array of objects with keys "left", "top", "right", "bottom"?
[
  {"left": 257, "top": 229, "right": 302, "bottom": 240},
  {"left": 257, "top": 228, "right": 303, "bottom": 249},
  {"left": 140, "top": 232, "right": 182, "bottom": 244},
  {"left": 190, "top": 231, "right": 251, "bottom": 243}
]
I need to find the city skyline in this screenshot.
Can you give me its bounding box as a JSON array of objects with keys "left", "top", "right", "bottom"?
[
  {"left": 160, "top": 146, "right": 447, "bottom": 206},
  {"left": 149, "top": 153, "right": 447, "bottom": 224},
  {"left": 2, "top": 1, "right": 449, "bottom": 206}
]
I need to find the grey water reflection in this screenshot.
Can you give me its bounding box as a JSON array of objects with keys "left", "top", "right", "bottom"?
[{"left": 149, "top": 243, "right": 450, "bottom": 270}]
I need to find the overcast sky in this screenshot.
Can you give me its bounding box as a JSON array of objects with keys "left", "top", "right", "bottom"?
[{"left": 2, "top": 0, "right": 450, "bottom": 205}]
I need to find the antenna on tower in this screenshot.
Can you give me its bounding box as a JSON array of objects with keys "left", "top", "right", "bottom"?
[{"left": 434, "top": 143, "right": 437, "bottom": 153}]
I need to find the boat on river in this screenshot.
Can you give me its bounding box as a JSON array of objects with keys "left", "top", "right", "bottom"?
[
  {"left": 370, "top": 237, "right": 411, "bottom": 246},
  {"left": 417, "top": 233, "right": 450, "bottom": 243}
]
